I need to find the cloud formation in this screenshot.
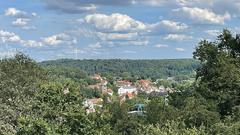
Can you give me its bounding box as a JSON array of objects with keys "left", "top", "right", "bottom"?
[
  {"left": 0, "top": 29, "right": 76, "bottom": 47},
  {"left": 80, "top": 13, "right": 189, "bottom": 46},
  {"left": 174, "top": 7, "right": 231, "bottom": 24},
  {"left": 84, "top": 13, "right": 146, "bottom": 32},
  {"left": 164, "top": 34, "right": 193, "bottom": 41},
  {"left": 155, "top": 44, "right": 169, "bottom": 48},
  {"left": 42, "top": 33, "right": 77, "bottom": 46},
  {"left": 175, "top": 47, "right": 185, "bottom": 52},
  {"left": 5, "top": 8, "right": 37, "bottom": 30}
]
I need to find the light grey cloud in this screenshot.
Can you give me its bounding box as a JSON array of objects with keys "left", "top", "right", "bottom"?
[
  {"left": 155, "top": 44, "right": 169, "bottom": 48},
  {"left": 42, "top": 0, "right": 181, "bottom": 14},
  {"left": 80, "top": 13, "right": 188, "bottom": 46},
  {"left": 0, "top": 49, "right": 18, "bottom": 58},
  {"left": 0, "top": 30, "right": 22, "bottom": 43},
  {"left": 163, "top": 34, "right": 193, "bottom": 41},
  {"left": 5, "top": 7, "right": 37, "bottom": 18},
  {"left": 5, "top": 8, "right": 27, "bottom": 18},
  {"left": 5, "top": 8, "right": 37, "bottom": 30},
  {"left": 0, "top": 29, "right": 78, "bottom": 47},
  {"left": 148, "top": 20, "right": 188, "bottom": 34},
  {"left": 42, "top": 33, "right": 77, "bottom": 46},
  {"left": 83, "top": 13, "right": 146, "bottom": 33},
  {"left": 12, "top": 18, "right": 30, "bottom": 26},
  {"left": 88, "top": 42, "right": 102, "bottom": 49},
  {"left": 123, "top": 50, "right": 137, "bottom": 54},
  {"left": 175, "top": 47, "right": 185, "bottom": 52},
  {"left": 205, "top": 29, "right": 221, "bottom": 37},
  {"left": 43, "top": 0, "right": 134, "bottom": 13},
  {"left": 173, "top": 7, "right": 231, "bottom": 25}
]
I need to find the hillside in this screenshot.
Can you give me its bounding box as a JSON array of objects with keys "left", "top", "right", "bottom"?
[{"left": 40, "top": 59, "right": 200, "bottom": 79}]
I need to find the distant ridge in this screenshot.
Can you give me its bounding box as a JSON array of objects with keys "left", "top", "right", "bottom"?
[{"left": 40, "top": 59, "right": 199, "bottom": 79}]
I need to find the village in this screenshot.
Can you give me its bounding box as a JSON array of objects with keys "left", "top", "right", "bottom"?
[{"left": 82, "top": 74, "right": 175, "bottom": 114}]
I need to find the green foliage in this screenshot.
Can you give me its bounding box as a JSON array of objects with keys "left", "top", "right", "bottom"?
[
  {"left": 0, "top": 53, "right": 45, "bottom": 134},
  {"left": 146, "top": 97, "right": 177, "bottom": 125},
  {"left": 137, "top": 121, "right": 206, "bottom": 135},
  {"left": 194, "top": 29, "right": 240, "bottom": 117},
  {"left": 17, "top": 117, "right": 54, "bottom": 135}
]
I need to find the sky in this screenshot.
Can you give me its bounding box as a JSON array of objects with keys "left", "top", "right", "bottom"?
[{"left": 0, "top": 0, "right": 240, "bottom": 61}]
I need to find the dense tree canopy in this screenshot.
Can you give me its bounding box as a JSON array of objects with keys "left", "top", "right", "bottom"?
[{"left": 40, "top": 59, "right": 199, "bottom": 80}]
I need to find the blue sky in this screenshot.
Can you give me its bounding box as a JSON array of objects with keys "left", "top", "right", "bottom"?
[{"left": 0, "top": 0, "right": 239, "bottom": 61}]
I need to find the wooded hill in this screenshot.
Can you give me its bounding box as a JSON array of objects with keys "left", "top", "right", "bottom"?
[{"left": 40, "top": 59, "right": 199, "bottom": 79}]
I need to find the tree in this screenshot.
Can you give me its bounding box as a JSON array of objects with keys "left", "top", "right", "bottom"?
[
  {"left": 146, "top": 97, "right": 177, "bottom": 125},
  {"left": 194, "top": 29, "right": 240, "bottom": 117},
  {"left": 0, "top": 53, "right": 46, "bottom": 134}
]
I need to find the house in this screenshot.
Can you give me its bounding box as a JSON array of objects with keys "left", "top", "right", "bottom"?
[
  {"left": 126, "top": 92, "right": 135, "bottom": 99},
  {"left": 116, "top": 80, "right": 132, "bottom": 87},
  {"left": 91, "top": 74, "right": 102, "bottom": 81},
  {"left": 83, "top": 98, "right": 103, "bottom": 109},
  {"left": 88, "top": 84, "right": 100, "bottom": 90},
  {"left": 128, "top": 104, "right": 145, "bottom": 116},
  {"left": 102, "top": 88, "right": 113, "bottom": 96},
  {"left": 118, "top": 86, "right": 137, "bottom": 96},
  {"left": 88, "top": 79, "right": 108, "bottom": 92},
  {"left": 137, "top": 80, "right": 154, "bottom": 93},
  {"left": 101, "top": 80, "right": 108, "bottom": 86},
  {"left": 138, "top": 80, "right": 152, "bottom": 88}
]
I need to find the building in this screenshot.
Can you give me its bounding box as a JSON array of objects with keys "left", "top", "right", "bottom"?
[
  {"left": 102, "top": 88, "right": 113, "bottom": 96},
  {"left": 116, "top": 80, "right": 132, "bottom": 87},
  {"left": 83, "top": 98, "right": 103, "bottom": 111},
  {"left": 91, "top": 74, "right": 102, "bottom": 81},
  {"left": 118, "top": 86, "right": 137, "bottom": 95},
  {"left": 138, "top": 80, "right": 152, "bottom": 88},
  {"left": 88, "top": 78, "right": 108, "bottom": 92},
  {"left": 128, "top": 104, "right": 145, "bottom": 116}
]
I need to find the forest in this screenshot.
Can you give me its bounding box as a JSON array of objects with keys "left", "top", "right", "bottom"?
[
  {"left": 40, "top": 59, "right": 199, "bottom": 80},
  {"left": 0, "top": 29, "right": 239, "bottom": 135}
]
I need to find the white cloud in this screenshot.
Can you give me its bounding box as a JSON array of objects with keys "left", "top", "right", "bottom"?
[
  {"left": 32, "top": 12, "right": 37, "bottom": 17},
  {"left": 22, "top": 26, "right": 37, "bottom": 30},
  {"left": 123, "top": 50, "right": 137, "bottom": 54},
  {"left": 12, "top": 18, "right": 30, "bottom": 26},
  {"left": 4, "top": 7, "right": 37, "bottom": 18},
  {"left": 84, "top": 13, "right": 146, "bottom": 32},
  {"left": 97, "top": 32, "right": 138, "bottom": 41},
  {"left": 155, "top": 44, "right": 169, "bottom": 48},
  {"left": 134, "top": 0, "right": 177, "bottom": 7},
  {"left": 81, "top": 13, "right": 188, "bottom": 46},
  {"left": 175, "top": 47, "right": 186, "bottom": 52},
  {"left": 149, "top": 20, "right": 188, "bottom": 34},
  {"left": 4, "top": 8, "right": 27, "bottom": 17},
  {"left": 5, "top": 8, "right": 38, "bottom": 30},
  {"left": 177, "top": 0, "right": 214, "bottom": 7},
  {"left": 0, "top": 30, "right": 77, "bottom": 47},
  {"left": 88, "top": 42, "right": 102, "bottom": 49},
  {"left": 108, "top": 40, "right": 149, "bottom": 46},
  {"left": 42, "top": 33, "right": 77, "bottom": 46},
  {"left": 174, "top": 7, "right": 231, "bottom": 24},
  {"left": 43, "top": 0, "right": 134, "bottom": 13},
  {"left": 22, "top": 40, "right": 43, "bottom": 47},
  {"left": 0, "top": 50, "right": 18, "bottom": 58},
  {"left": 0, "top": 30, "right": 21, "bottom": 43},
  {"left": 164, "top": 34, "right": 193, "bottom": 41},
  {"left": 205, "top": 29, "right": 221, "bottom": 37}
]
